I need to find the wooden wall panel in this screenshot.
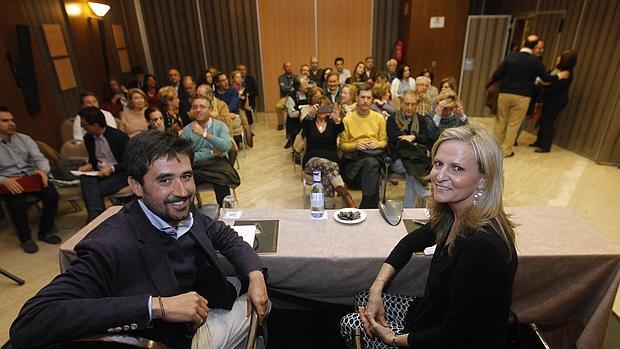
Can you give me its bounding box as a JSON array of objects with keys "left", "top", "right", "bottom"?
[
  {"left": 405, "top": 0, "right": 470, "bottom": 86},
  {"left": 141, "top": 0, "right": 206, "bottom": 82},
  {"left": 200, "top": 0, "right": 264, "bottom": 111},
  {"left": 258, "top": 0, "right": 314, "bottom": 111},
  {"left": 316, "top": 0, "right": 372, "bottom": 74},
  {"left": 531, "top": 13, "right": 564, "bottom": 69},
  {"left": 372, "top": 0, "right": 401, "bottom": 69},
  {"left": 460, "top": 16, "right": 511, "bottom": 116},
  {"left": 0, "top": 0, "right": 64, "bottom": 148}
]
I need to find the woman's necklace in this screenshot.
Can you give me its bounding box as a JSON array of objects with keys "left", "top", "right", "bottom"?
[{"left": 316, "top": 120, "right": 327, "bottom": 132}]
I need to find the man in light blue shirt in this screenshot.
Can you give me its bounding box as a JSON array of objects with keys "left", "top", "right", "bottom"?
[{"left": 0, "top": 106, "right": 60, "bottom": 253}]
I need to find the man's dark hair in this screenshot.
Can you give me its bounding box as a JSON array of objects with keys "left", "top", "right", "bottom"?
[
  {"left": 524, "top": 36, "right": 539, "bottom": 49},
  {"left": 0, "top": 106, "right": 9, "bottom": 112},
  {"left": 215, "top": 72, "right": 227, "bottom": 84},
  {"left": 557, "top": 49, "right": 578, "bottom": 71},
  {"left": 131, "top": 65, "right": 144, "bottom": 76},
  {"left": 79, "top": 107, "right": 107, "bottom": 128},
  {"left": 144, "top": 106, "right": 159, "bottom": 122},
  {"left": 124, "top": 131, "right": 194, "bottom": 184},
  {"left": 80, "top": 91, "right": 98, "bottom": 104},
  {"left": 334, "top": 57, "right": 344, "bottom": 65},
  {"left": 357, "top": 82, "right": 372, "bottom": 93}
]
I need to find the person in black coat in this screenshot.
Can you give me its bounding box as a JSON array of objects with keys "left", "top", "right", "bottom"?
[
  {"left": 532, "top": 49, "right": 578, "bottom": 153},
  {"left": 341, "top": 125, "right": 517, "bottom": 348},
  {"left": 75, "top": 107, "right": 129, "bottom": 221}
]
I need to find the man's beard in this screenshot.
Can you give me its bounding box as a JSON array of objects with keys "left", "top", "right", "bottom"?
[{"left": 142, "top": 192, "right": 194, "bottom": 225}]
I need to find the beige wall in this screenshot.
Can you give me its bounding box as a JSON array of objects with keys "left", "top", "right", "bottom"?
[{"left": 258, "top": 0, "right": 372, "bottom": 112}]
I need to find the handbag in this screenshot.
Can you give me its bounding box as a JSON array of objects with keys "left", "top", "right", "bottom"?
[
  {"left": 505, "top": 311, "right": 550, "bottom": 349},
  {"left": 530, "top": 102, "right": 544, "bottom": 121}
]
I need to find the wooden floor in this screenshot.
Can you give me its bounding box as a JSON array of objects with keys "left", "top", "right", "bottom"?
[{"left": 1, "top": 113, "right": 619, "bottom": 345}]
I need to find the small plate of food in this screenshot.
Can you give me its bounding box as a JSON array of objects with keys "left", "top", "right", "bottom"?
[{"left": 333, "top": 208, "right": 367, "bottom": 224}]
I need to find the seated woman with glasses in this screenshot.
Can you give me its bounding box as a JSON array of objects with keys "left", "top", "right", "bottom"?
[
  {"left": 302, "top": 96, "right": 356, "bottom": 208},
  {"left": 340, "top": 124, "right": 518, "bottom": 348}
]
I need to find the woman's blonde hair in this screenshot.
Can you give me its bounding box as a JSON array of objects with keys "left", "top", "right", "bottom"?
[
  {"left": 127, "top": 88, "right": 147, "bottom": 110},
  {"left": 371, "top": 82, "right": 390, "bottom": 100},
  {"left": 158, "top": 86, "right": 177, "bottom": 108},
  {"left": 428, "top": 124, "right": 515, "bottom": 257},
  {"left": 341, "top": 84, "right": 358, "bottom": 100}
]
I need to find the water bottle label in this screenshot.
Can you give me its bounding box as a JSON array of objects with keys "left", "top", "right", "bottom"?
[{"left": 311, "top": 193, "right": 324, "bottom": 207}]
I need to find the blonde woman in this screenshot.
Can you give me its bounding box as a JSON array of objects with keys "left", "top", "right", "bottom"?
[
  {"left": 157, "top": 86, "right": 183, "bottom": 134},
  {"left": 119, "top": 88, "right": 148, "bottom": 137},
  {"left": 341, "top": 124, "right": 517, "bottom": 348},
  {"left": 339, "top": 84, "right": 357, "bottom": 119}
]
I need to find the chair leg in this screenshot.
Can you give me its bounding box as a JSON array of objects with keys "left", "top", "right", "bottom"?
[
  {"left": 231, "top": 188, "right": 239, "bottom": 207},
  {"left": 0, "top": 267, "right": 25, "bottom": 285},
  {"left": 241, "top": 131, "right": 247, "bottom": 158}
]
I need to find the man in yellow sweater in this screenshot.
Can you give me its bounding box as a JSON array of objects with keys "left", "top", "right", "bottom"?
[{"left": 339, "top": 84, "right": 387, "bottom": 208}]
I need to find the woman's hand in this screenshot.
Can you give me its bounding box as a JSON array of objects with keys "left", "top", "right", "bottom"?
[
  {"left": 398, "top": 135, "right": 416, "bottom": 142},
  {"left": 359, "top": 306, "right": 394, "bottom": 344},
  {"left": 365, "top": 290, "right": 388, "bottom": 329},
  {"left": 307, "top": 104, "right": 318, "bottom": 119},
  {"left": 455, "top": 100, "right": 465, "bottom": 116},
  {"left": 331, "top": 104, "right": 341, "bottom": 123}
]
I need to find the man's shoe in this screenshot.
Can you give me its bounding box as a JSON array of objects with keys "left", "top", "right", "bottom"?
[
  {"left": 21, "top": 240, "right": 39, "bottom": 253},
  {"left": 528, "top": 143, "right": 540, "bottom": 147},
  {"left": 284, "top": 139, "right": 292, "bottom": 149},
  {"left": 277, "top": 125, "right": 284, "bottom": 131},
  {"left": 38, "top": 233, "right": 62, "bottom": 245},
  {"left": 504, "top": 152, "right": 515, "bottom": 158},
  {"left": 534, "top": 148, "right": 550, "bottom": 153}
]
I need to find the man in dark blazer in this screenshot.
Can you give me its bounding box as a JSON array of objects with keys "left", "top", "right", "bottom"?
[
  {"left": 9, "top": 131, "right": 269, "bottom": 349},
  {"left": 76, "top": 107, "right": 129, "bottom": 222}
]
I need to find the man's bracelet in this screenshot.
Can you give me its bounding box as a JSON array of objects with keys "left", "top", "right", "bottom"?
[{"left": 158, "top": 296, "right": 166, "bottom": 320}]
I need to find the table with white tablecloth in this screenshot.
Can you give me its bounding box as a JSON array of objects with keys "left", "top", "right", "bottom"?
[{"left": 60, "top": 206, "right": 620, "bottom": 349}]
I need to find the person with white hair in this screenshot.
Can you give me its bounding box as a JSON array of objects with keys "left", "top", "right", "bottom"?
[{"left": 414, "top": 76, "right": 432, "bottom": 115}]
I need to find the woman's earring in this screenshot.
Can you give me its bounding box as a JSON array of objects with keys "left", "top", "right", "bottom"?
[{"left": 473, "top": 188, "right": 483, "bottom": 205}]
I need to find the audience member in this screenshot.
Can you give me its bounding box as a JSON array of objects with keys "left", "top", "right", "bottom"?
[
  {"left": 157, "top": 86, "right": 184, "bottom": 134},
  {"left": 339, "top": 84, "right": 387, "bottom": 208},
  {"left": 276, "top": 62, "right": 295, "bottom": 131},
  {"left": 119, "top": 88, "right": 148, "bottom": 137},
  {"left": 385, "top": 58, "right": 398, "bottom": 83},
  {"left": 325, "top": 72, "right": 341, "bottom": 104},
  {"left": 341, "top": 124, "right": 517, "bottom": 349},
  {"left": 102, "top": 78, "right": 127, "bottom": 118},
  {"left": 420, "top": 68, "right": 439, "bottom": 105},
  {"left": 346, "top": 61, "right": 366, "bottom": 84},
  {"left": 371, "top": 82, "right": 398, "bottom": 118},
  {"left": 143, "top": 74, "right": 160, "bottom": 108},
  {"left": 414, "top": 76, "right": 433, "bottom": 116},
  {"left": 10, "top": 130, "right": 268, "bottom": 349},
  {"left": 127, "top": 65, "right": 145, "bottom": 90},
  {"left": 335, "top": 57, "right": 351, "bottom": 85},
  {"left": 488, "top": 34, "right": 558, "bottom": 157},
  {"left": 303, "top": 97, "right": 355, "bottom": 208},
  {"left": 181, "top": 96, "right": 238, "bottom": 206},
  {"left": 197, "top": 85, "right": 234, "bottom": 137},
  {"left": 424, "top": 88, "right": 468, "bottom": 147},
  {"left": 363, "top": 56, "right": 376, "bottom": 83},
  {"left": 308, "top": 56, "right": 323, "bottom": 86},
  {"left": 373, "top": 71, "right": 389, "bottom": 86},
  {"left": 386, "top": 90, "right": 431, "bottom": 208},
  {"left": 284, "top": 76, "right": 310, "bottom": 149},
  {"left": 390, "top": 64, "right": 415, "bottom": 101},
  {"left": 300, "top": 64, "right": 316, "bottom": 89},
  {"left": 144, "top": 106, "right": 165, "bottom": 132},
  {"left": 197, "top": 69, "right": 216, "bottom": 91},
  {"left": 237, "top": 63, "right": 259, "bottom": 125},
  {"left": 532, "top": 49, "right": 577, "bottom": 153},
  {"left": 215, "top": 72, "right": 253, "bottom": 147},
  {"left": 339, "top": 84, "right": 358, "bottom": 119},
  {"left": 439, "top": 76, "right": 457, "bottom": 93},
  {"left": 73, "top": 92, "right": 117, "bottom": 141},
  {"left": 76, "top": 107, "right": 129, "bottom": 222},
  {"left": 321, "top": 67, "right": 333, "bottom": 91},
  {"left": 0, "top": 106, "right": 60, "bottom": 253}
]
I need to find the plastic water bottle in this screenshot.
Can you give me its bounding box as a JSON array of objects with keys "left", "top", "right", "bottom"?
[{"left": 310, "top": 170, "right": 324, "bottom": 218}]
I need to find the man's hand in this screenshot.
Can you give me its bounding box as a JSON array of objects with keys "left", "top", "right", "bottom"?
[
  {"left": 191, "top": 121, "right": 205, "bottom": 137},
  {"left": 212, "top": 148, "right": 223, "bottom": 157},
  {"left": 153, "top": 292, "right": 209, "bottom": 327},
  {"left": 34, "top": 170, "right": 49, "bottom": 188},
  {"left": 435, "top": 100, "right": 446, "bottom": 116},
  {"left": 246, "top": 270, "right": 269, "bottom": 325},
  {"left": 78, "top": 163, "right": 93, "bottom": 172},
  {"left": 365, "top": 140, "right": 380, "bottom": 150},
  {"left": 398, "top": 135, "right": 416, "bottom": 143},
  {"left": 98, "top": 166, "right": 113, "bottom": 177},
  {"left": 2, "top": 177, "right": 24, "bottom": 194},
  {"left": 356, "top": 142, "right": 369, "bottom": 151}
]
